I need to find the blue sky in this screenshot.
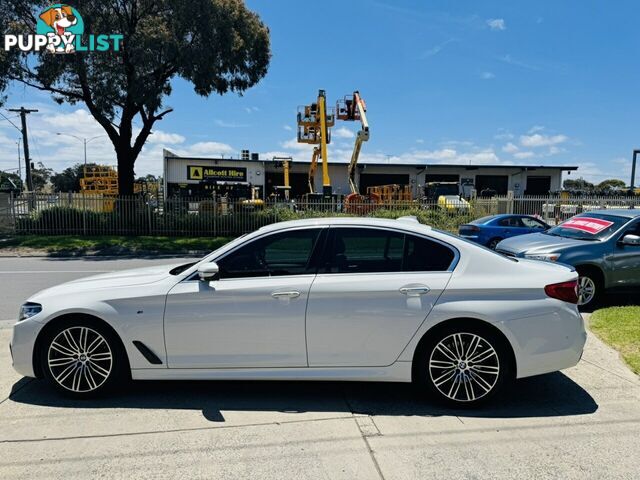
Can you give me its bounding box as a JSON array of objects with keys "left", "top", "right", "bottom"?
[{"left": 2, "top": 0, "right": 640, "bottom": 184}]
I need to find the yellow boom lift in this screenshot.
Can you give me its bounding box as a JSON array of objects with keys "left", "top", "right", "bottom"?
[
  {"left": 337, "top": 91, "right": 381, "bottom": 211},
  {"left": 272, "top": 156, "right": 293, "bottom": 201},
  {"left": 297, "top": 89, "right": 335, "bottom": 199}
]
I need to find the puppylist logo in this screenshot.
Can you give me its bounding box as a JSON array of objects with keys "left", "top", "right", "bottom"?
[{"left": 4, "top": 4, "right": 123, "bottom": 54}]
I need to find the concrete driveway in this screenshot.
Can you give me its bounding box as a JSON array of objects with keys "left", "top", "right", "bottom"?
[{"left": 1, "top": 257, "right": 639, "bottom": 479}]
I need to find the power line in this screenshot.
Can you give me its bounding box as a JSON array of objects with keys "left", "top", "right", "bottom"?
[{"left": 0, "top": 111, "right": 22, "bottom": 132}]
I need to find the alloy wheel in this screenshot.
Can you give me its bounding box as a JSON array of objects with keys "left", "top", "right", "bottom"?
[
  {"left": 428, "top": 332, "right": 500, "bottom": 403},
  {"left": 577, "top": 276, "right": 596, "bottom": 306},
  {"left": 47, "top": 326, "right": 113, "bottom": 393}
]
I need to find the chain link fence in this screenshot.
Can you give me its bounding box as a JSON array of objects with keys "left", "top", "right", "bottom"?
[{"left": 2, "top": 192, "right": 637, "bottom": 237}]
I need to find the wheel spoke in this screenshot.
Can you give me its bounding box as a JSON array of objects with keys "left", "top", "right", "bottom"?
[
  {"left": 50, "top": 341, "right": 77, "bottom": 357},
  {"left": 49, "top": 357, "right": 75, "bottom": 367},
  {"left": 471, "top": 364, "right": 499, "bottom": 375},
  {"left": 87, "top": 336, "right": 106, "bottom": 355},
  {"left": 88, "top": 360, "right": 110, "bottom": 378},
  {"left": 435, "top": 343, "right": 458, "bottom": 362},
  {"left": 55, "top": 362, "right": 78, "bottom": 385},
  {"left": 89, "top": 352, "right": 112, "bottom": 362},
  {"left": 433, "top": 368, "right": 457, "bottom": 387},
  {"left": 468, "top": 370, "right": 493, "bottom": 392},
  {"left": 62, "top": 329, "right": 81, "bottom": 352},
  {"left": 468, "top": 348, "right": 497, "bottom": 365}
]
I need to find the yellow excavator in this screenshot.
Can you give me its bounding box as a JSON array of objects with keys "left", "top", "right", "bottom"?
[
  {"left": 297, "top": 89, "right": 335, "bottom": 199},
  {"left": 337, "top": 91, "right": 381, "bottom": 212}
]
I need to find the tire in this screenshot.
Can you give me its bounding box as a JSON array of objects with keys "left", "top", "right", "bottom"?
[
  {"left": 576, "top": 268, "right": 603, "bottom": 310},
  {"left": 487, "top": 238, "right": 502, "bottom": 250},
  {"left": 40, "top": 318, "right": 127, "bottom": 398},
  {"left": 414, "top": 323, "right": 512, "bottom": 407}
]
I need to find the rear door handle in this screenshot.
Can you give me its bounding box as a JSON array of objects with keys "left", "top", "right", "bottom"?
[
  {"left": 399, "top": 285, "right": 431, "bottom": 296},
  {"left": 271, "top": 290, "right": 301, "bottom": 299}
]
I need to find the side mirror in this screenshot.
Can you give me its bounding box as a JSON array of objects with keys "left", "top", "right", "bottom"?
[
  {"left": 197, "top": 262, "right": 220, "bottom": 280},
  {"left": 620, "top": 234, "right": 640, "bottom": 246}
]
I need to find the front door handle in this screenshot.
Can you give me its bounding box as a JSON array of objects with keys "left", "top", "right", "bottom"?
[
  {"left": 399, "top": 285, "right": 431, "bottom": 296},
  {"left": 271, "top": 290, "right": 301, "bottom": 299}
]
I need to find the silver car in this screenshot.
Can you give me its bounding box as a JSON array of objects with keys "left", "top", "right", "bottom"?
[{"left": 496, "top": 209, "right": 640, "bottom": 307}]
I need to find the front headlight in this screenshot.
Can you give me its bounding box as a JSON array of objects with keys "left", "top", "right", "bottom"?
[
  {"left": 524, "top": 253, "right": 560, "bottom": 262},
  {"left": 18, "top": 302, "right": 42, "bottom": 321}
]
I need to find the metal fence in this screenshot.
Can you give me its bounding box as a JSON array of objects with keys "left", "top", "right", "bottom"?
[{"left": 1, "top": 192, "right": 637, "bottom": 237}]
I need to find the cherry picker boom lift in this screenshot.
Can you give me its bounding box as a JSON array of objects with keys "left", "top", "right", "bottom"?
[
  {"left": 297, "top": 89, "right": 335, "bottom": 199},
  {"left": 272, "top": 156, "right": 293, "bottom": 201},
  {"left": 337, "top": 91, "right": 381, "bottom": 211}
]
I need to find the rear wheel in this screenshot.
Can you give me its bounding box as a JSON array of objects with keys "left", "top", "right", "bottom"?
[
  {"left": 40, "top": 318, "right": 126, "bottom": 397},
  {"left": 415, "top": 324, "right": 512, "bottom": 407},
  {"left": 487, "top": 237, "right": 502, "bottom": 250}
]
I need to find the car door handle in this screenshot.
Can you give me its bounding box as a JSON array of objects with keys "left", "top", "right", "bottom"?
[
  {"left": 271, "top": 290, "right": 301, "bottom": 299},
  {"left": 399, "top": 285, "right": 431, "bottom": 296}
]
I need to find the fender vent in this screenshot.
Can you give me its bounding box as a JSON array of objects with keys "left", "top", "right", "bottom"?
[{"left": 132, "top": 341, "right": 163, "bottom": 365}]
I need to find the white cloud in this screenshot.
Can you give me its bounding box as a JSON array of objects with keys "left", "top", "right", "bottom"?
[
  {"left": 416, "top": 139, "right": 424, "bottom": 144},
  {"left": 502, "top": 142, "right": 519, "bottom": 154},
  {"left": 214, "top": 119, "right": 249, "bottom": 128},
  {"left": 480, "top": 71, "right": 495, "bottom": 80},
  {"left": 146, "top": 130, "right": 185, "bottom": 145},
  {"left": 514, "top": 151, "right": 534, "bottom": 159},
  {"left": 528, "top": 125, "right": 545, "bottom": 134},
  {"left": 283, "top": 125, "right": 293, "bottom": 131},
  {"left": 520, "top": 133, "right": 568, "bottom": 148},
  {"left": 333, "top": 127, "right": 355, "bottom": 139},
  {"left": 244, "top": 106, "right": 259, "bottom": 114},
  {"left": 487, "top": 18, "right": 506, "bottom": 31}
]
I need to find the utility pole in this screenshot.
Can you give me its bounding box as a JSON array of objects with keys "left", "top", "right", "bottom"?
[
  {"left": 632, "top": 149, "right": 639, "bottom": 194},
  {"left": 8, "top": 107, "right": 38, "bottom": 192}
]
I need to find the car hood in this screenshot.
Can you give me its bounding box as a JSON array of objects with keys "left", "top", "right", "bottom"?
[
  {"left": 497, "top": 232, "right": 592, "bottom": 255},
  {"left": 30, "top": 263, "right": 185, "bottom": 300}
]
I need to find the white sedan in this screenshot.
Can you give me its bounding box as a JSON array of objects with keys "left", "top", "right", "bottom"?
[{"left": 10, "top": 217, "right": 586, "bottom": 406}]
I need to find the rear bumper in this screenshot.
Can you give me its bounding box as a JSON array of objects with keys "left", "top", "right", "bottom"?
[{"left": 501, "top": 305, "right": 586, "bottom": 379}]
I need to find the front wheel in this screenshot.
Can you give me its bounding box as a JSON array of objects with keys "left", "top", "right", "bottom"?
[
  {"left": 40, "top": 319, "right": 126, "bottom": 397},
  {"left": 415, "top": 325, "right": 512, "bottom": 407},
  {"left": 487, "top": 237, "right": 502, "bottom": 250}
]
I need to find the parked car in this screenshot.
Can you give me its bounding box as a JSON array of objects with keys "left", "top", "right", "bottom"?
[
  {"left": 459, "top": 214, "right": 550, "bottom": 249},
  {"left": 11, "top": 217, "right": 585, "bottom": 407},
  {"left": 496, "top": 209, "right": 640, "bottom": 308}
]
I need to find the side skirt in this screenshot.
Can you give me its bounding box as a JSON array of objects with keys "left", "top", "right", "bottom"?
[{"left": 131, "top": 361, "right": 412, "bottom": 382}]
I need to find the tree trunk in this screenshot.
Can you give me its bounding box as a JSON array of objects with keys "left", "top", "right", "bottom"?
[{"left": 116, "top": 146, "right": 135, "bottom": 196}]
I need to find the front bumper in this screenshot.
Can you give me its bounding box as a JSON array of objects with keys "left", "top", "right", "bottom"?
[{"left": 10, "top": 318, "right": 45, "bottom": 378}]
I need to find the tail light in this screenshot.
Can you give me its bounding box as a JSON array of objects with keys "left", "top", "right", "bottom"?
[
  {"left": 460, "top": 225, "right": 480, "bottom": 232},
  {"left": 544, "top": 280, "right": 579, "bottom": 304}
]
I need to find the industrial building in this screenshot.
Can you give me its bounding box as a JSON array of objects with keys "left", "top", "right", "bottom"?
[{"left": 162, "top": 149, "right": 578, "bottom": 199}]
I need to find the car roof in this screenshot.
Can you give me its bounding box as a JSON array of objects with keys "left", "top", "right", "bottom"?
[
  {"left": 256, "top": 216, "right": 432, "bottom": 234},
  {"left": 581, "top": 209, "right": 640, "bottom": 219}
]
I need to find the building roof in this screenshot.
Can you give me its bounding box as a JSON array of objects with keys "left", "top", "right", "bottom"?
[{"left": 163, "top": 153, "right": 578, "bottom": 171}]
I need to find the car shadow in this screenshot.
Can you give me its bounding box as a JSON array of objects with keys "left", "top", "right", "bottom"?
[
  {"left": 9, "top": 371, "right": 597, "bottom": 422},
  {"left": 580, "top": 293, "right": 639, "bottom": 313}
]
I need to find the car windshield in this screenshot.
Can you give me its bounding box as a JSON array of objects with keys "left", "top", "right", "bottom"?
[{"left": 546, "top": 213, "right": 630, "bottom": 240}]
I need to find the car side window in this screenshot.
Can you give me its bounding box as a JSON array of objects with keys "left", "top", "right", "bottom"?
[
  {"left": 499, "top": 217, "right": 523, "bottom": 227},
  {"left": 404, "top": 234, "right": 456, "bottom": 271},
  {"left": 217, "top": 229, "right": 322, "bottom": 279},
  {"left": 623, "top": 220, "right": 640, "bottom": 237},
  {"left": 326, "top": 228, "right": 404, "bottom": 273},
  {"left": 521, "top": 217, "right": 546, "bottom": 229}
]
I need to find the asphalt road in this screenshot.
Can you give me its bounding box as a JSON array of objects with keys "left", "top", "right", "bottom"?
[{"left": 1, "top": 257, "right": 640, "bottom": 479}]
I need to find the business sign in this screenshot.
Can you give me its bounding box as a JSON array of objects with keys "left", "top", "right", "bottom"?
[
  {"left": 4, "top": 4, "right": 123, "bottom": 54},
  {"left": 187, "top": 165, "right": 247, "bottom": 182},
  {"left": 561, "top": 217, "right": 613, "bottom": 235}
]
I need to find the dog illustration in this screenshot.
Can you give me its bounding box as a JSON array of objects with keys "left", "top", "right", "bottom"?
[{"left": 39, "top": 5, "right": 78, "bottom": 53}]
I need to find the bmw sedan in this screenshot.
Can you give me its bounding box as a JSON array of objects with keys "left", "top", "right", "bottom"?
[
  {"left": 459, "top": 214, "right": 550, "bottom": 249},
  {"left": 10, "top": 217, "right": 586, "bottom": 406}
]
